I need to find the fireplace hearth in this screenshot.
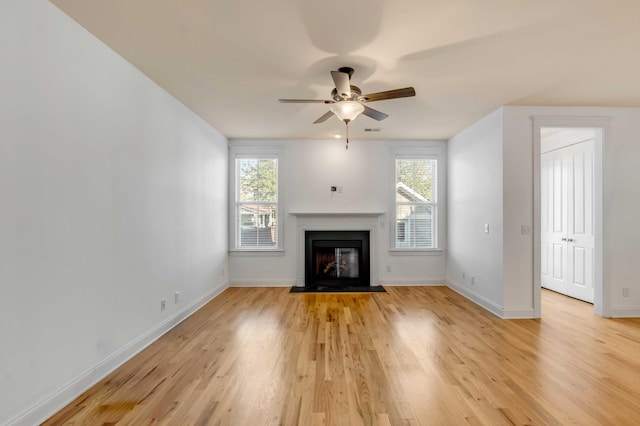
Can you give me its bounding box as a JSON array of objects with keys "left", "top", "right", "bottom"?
[{"left": 305, "top": 230, "right": 370, "bottom": 288}]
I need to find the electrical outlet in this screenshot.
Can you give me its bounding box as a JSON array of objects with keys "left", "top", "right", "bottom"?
[
  {"left": 470, "top": 276, "right": 475, "bottom": 285},
  {"left": 484, "top": 224, "right": 490, "bottom": 233},
  {"left": 386, "top": 265, "right": 391, "bottom": 273},
  {"left": 337, "top": 186, "right": 343, "bottom": 193},
  {"left": 462, "top": 272, "right": 466, "bottom": 281},
  {"left": 160, "top": 299, "right": 166, "bottom": 311},
  {"left": 521, "top": 225, "right": 532, "bottom": 235},
  {"left": 174, "top": 291, "right": 180, "bottom": 304},
  {"left": 623, "top": 288, "right": 630, "bottom": 297}
]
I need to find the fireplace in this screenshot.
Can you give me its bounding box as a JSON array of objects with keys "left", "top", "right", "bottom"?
[{"left": 305, "top": 230, "right": 370, "bottom": 288}]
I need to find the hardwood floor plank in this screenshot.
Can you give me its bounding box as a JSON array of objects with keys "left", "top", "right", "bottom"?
[{"left": 43, "top": 287, "right": 640, "bottom": 425}]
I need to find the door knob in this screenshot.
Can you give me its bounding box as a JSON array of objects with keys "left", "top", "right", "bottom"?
[
  {"left": 567, "top": 238, "right": 574, "bottom": 242},
  {"left": 561, "top": 237, "right": 567, "bottom": 241}
]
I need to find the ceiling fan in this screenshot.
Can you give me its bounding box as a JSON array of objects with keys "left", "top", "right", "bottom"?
[
  {"left": 279, "top": 67, "right": 415, "bottom": 148},
  {"left": 279, "top": 67, "right": 416, "bottom": 124}
]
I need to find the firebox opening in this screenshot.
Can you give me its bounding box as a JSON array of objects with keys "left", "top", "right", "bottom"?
[
  {"left": 315, "top": 247, "right": 360, "bottom": 279},
  {"left": 305, "top": 230, "right": 370, "bottom": 288}
]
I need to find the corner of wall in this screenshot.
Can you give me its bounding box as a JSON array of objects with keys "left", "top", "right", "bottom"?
[
  {"left": 6, "top": 282, "right": 229, "bottom": 426},
  {"left": 446, "top": 280, "right": 503, "bottom": 317}
]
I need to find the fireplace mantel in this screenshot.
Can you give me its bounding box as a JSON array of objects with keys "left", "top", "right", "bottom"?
[{"left": 293, "top": 212, "right": 383, "bottom": 287}]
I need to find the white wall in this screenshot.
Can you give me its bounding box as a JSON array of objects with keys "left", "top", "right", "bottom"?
[
  {"left": 0, "top": 1, "right": 228, "bottom": 424},
  {"left": 448, "top": 106, "right": 640, "bottom": 318},
  {"left": 228, "top": 139, "right": 447, "bottom": 287},
  {"left": 503, "top": 106, "right": 640, "bottom": 317},
  {"left": 447, "top": 109, "right": 505, "bottom": 315}
]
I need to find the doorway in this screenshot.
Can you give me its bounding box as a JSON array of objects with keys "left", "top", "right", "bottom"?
[
  {"left": 533, "top": 118, "right": 608, "bottom": 317},
  {"left": 540, "top": 128, "right": 595, "bottom": 303}
]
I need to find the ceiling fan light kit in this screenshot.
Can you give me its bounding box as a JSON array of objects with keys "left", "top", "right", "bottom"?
[
  {"left": 330, "top": 101, "right": 365, "bottom": 122},
  {"left": 279, "top": 66, "right": 415, "bottom": 149}
]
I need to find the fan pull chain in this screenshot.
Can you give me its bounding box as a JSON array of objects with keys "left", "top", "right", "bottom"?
[{"left": 345, "top": 121, "right": 349, "bottom": 150}]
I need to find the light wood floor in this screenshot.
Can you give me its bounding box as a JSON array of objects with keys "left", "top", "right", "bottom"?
[{"left": 45, "top": 287, "right": 640, "bottom": 425}]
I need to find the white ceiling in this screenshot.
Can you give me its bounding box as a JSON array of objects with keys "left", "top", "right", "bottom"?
[{"left": 51, "top": 0, "right": 640, "bottom": 141}]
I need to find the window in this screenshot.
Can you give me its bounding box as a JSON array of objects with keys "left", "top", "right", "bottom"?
[
  {"left": 235, "top": 157, "right": 279, "bottom": 249},
  {"left": 395, "top": 157, "right": 437, "bottom": 249}
]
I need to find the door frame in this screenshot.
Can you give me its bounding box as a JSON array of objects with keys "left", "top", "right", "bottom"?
[{"left": 533, "top": 116, "right": 610, "bottom": 317}]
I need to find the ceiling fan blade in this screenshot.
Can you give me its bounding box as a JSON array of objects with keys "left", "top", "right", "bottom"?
[
  {"left": 362, "top": 105, "right": 389, "bottom": 121},
  {"left": 362, "top": 87, "right": 416, "bottom": 102},
  {"left": 278, "top": 99, "right": 332, "bottom": 103},
  {"left": 313, "top": 111, "right": 335, "bottom": 124},
  {"left": 331, "top": 70, "right": 351, "bottom": 98}
]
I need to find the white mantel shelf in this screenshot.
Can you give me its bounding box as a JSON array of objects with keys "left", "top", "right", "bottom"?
[{"left": 289, "top": 212, "right": 386, "bottom": 217}]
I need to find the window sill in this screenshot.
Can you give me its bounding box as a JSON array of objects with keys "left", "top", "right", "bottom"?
[
  {"left": 229, "top": 249, "right": 285, "bottom": 257},
  {"left": 389, "top": 249, "right": 443, "bottom": 256}
]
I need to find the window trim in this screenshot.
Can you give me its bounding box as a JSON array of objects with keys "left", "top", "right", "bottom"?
[
  {"left": 390, "top": 146, "right": 446, "bottom": 253},
  {"left": 229, "top": 145, "right": 284, "bottom": 252}
]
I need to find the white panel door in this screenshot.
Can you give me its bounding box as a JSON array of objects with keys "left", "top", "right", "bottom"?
[
  {"left": 541, "top": 139, "right": 594, "bottom": 303},
  {"left": 541, "top": 149, "right": 569, "bottom": 295}
]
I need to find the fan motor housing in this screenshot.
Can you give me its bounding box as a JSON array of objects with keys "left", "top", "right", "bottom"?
[{"left": 331, "top": 85, "right": 362, "bottom": 102}]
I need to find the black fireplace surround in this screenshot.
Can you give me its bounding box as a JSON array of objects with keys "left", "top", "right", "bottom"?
[{"left": 305, "top": 230, "right": 370, "bottom": 288}]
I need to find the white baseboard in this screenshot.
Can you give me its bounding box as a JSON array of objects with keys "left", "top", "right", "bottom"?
[
  {"left": 446, "top": 280, "right": 504, "bottom": 318},
  {"left": 501, "top": 307, "right": 536, "bottom": 319},
  {"left": 230, "top": 278, "right": 296, "bottom": 287},
  {"left": 379, "top": 278, "right": 445, "bottom": 286},
  {"left": 446, "top": 281, "right": 536, "bottom": 319},
  {"left": 230, "top": 278, "right": 446, "bottom": 288},
  {"left": 607, "top": 306, "right": 640, "bottom": 318},
  {"left": 229, "top": 278, "right": 445, "bottom": 287},
  {"left": 5, "top": 282, "right": 229, "bottom": 426}
]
